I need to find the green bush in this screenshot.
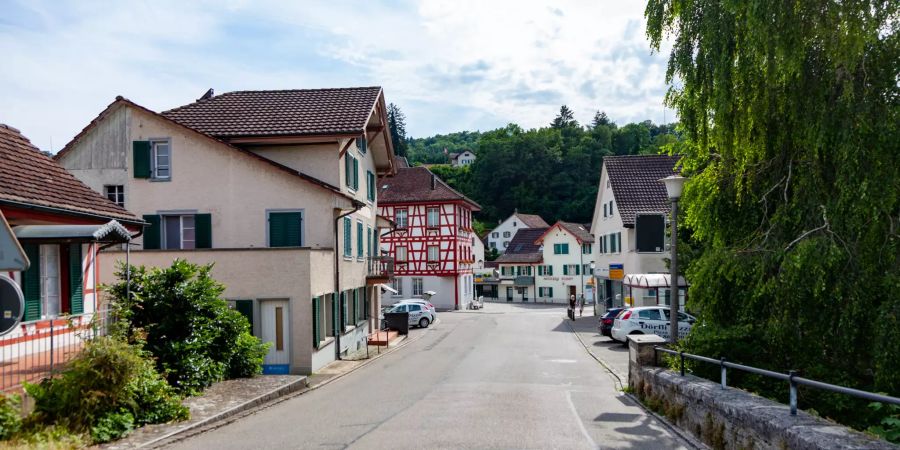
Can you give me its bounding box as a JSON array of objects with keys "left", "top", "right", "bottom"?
[
  {"left": 25, "top": 337, "right": 188, "bottom": 443},
  {"left": 108, "top": 260, "right": 268, "bottom": 394},
  {"left": 0, "top": 394, "right": 22, "bottom": 440}
]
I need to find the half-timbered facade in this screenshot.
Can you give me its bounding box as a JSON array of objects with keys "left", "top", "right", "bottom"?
[{"left": 379, "top": 166, "right": 480, "bottom": 310}]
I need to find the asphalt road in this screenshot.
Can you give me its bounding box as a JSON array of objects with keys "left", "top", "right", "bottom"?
[{"left": 166, "top": 303, "right": 689, "bottom": 449}]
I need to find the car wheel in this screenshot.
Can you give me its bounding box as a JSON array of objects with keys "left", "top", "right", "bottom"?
[{"left": 418, "top": 317, "right": 430, "bottom": 328}]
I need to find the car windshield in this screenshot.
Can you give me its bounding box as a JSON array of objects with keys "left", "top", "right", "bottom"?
[{"left": 389, "top": 305, "right": 406, "bottom": 312}]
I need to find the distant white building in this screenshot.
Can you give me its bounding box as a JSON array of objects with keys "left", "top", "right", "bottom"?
[
  {"left": 590, "top": 155, "right": 685, "bottom": 311},
  {"left": 472, "top": 233, "right": 485, "bottom": 268},
  {"left": 486, "top": 211, "right": 549, "bottom": 254},
  {"left": 449, "top": 150, "right": 476, "bottom": 167}
]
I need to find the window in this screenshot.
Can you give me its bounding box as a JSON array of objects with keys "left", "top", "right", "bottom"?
[
  {"left": 325, "top": 294, "right": 335, "bottom": 337},
  {"left": 268, "top": 211, "right": 303, "bottom": 247},
  {"left": 553, "top": 243, "right": 570, "bottom": 254},
  {"left": 582, "top": 243, "right": 591, "bottom": 254},
  {"left": 492, "top": 232, "right": 499, "bottom": 238},
  {"left": 513, "top": 221, "right": 517, "bottom": 226},
  {"left": 104, "top": 185, "right": 124, "bottom": 207},
  {"left": 357, "top": 221, "right": 364, "bottom": 258},
  {"left": 503, "top": 231, "right": 511, "bottom": 238},
  {"left": 20, "top": 243, "right": 85, "bottom": 321},
  {"left": 412, "top": 278, "right": 424, "bottom": 296},
  {"left": 367, "top": 227, "right": 373, "bottom": 257},
  {"left": 396, "top": 246, "right": 408, "bottom": 262},
  {"left": 490, "top": 242, "right": 497, "bottom": 249},
  {"left": 583, "top": 264, "right": 591, "bottom": 274},
  {"left": 39, "top": 245, "right": 61, "bottom": 318},
  {"left": 608, "top": 200, "right": 613, "bottom": 216},
  {"left": 366, "top": 171, "right": 376, "bottom": 202},
  {"left": 343, "top": 217, "right": 352, "bottom": 257},
  {"left": 357, "top": 136, "right": 367, "bottom": 154},
  {"left": 638, "top": 309, "right": 662, "bottom": 321},
  {"left": 427, "top": 207, "right": 440, "bottom": 228},
  {"left": 503, "top": 241, "right": 509, "bottom": 248},
  {"left": 603, "top": 203, "right": 607, "bottom": 218},
  {"left": 395, "top": 209, "right": 408, "bottom": 228},
  {"left": 501, "top": 266, "right": 514, "bottom": 276},
  {"left": 164, "top": 215, "right": 195, "bottom": 249},
  {"left": 539, "top": 287, "right": 554, "bottom": 298},
  {"left": 537, "top": 265, "right": 553, "bottom": 276},
  {"left": 391, "top": 278, "right": 403, "bottom": 296},
  {"left": 563, "top": 264, "right": 581, "bottom": 275},
  {"left": 345, "top": 154, "right": 359, "bottom": 190},
  {"left": 428, "top": 245, "right": 439, "bottom": 262},
  {"left": 151, "top": 139, "right": 171, "bottom": 180},
  {"left": 611, "top": 233, "right": 618, "bottom": 253}
]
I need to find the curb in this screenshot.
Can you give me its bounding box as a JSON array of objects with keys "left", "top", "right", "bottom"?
[
  {"left": 565, "top": 319, "right": 626, "bottom": 390},
  {"left": 623, "top": 393, "right": 709, "bottom": 450},
  {"left": 143, "top": 324, "right": 433, "bottom": 448}
]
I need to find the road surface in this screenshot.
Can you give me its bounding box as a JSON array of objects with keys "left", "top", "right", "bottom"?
[{"left": 166, "top": 303, "right": 689, "bottom": 449}]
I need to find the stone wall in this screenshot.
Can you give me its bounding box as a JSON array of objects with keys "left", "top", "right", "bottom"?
[{"left": 627, "top": 335, "right": 897, "bottom": 450}]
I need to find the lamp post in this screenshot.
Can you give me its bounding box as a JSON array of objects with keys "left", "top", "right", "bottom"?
[{"left": 660, "top": 175, "right": 686, "bottom": 344}]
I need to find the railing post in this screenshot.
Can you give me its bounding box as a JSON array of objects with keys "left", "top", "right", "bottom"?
[
  {"left": 789, "top": 370, "right": 798, "bottom": 415},
  {"left": 49, "top": 321, "right": 54, "bottom": 375},
  {"left": 679, "top": 350, "right": 685, "bottom": 376},
  {"left": 720, "top": 357, "right": 727, "bottom": 389}
]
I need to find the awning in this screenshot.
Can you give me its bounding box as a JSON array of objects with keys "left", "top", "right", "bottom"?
[
  {"left": 514, "top": 276, "right": 534, "bottom": 286},
  {"left": 14, "top": 220, "right": 133, "bottom": 243},
  {"left": 378, "top": 283, "right": 398, "bottom": 294},
  {"left": 622, "top": 273, "right": 688, "bottom": 288}
]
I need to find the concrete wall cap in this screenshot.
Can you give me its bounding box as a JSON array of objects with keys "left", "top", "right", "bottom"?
[{"left": 629, "top": 334, "right": 667, "bottom": 344}]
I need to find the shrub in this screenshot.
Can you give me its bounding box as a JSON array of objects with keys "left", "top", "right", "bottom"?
[
  {"left": 107, "top": 260, "right": 268, "bottom": 394},
  {"left": 0, "top": 394, "right": 22, "bottom": 440},
  {"left": 25, "top": 337, "right": 188, "bottom": 443}
]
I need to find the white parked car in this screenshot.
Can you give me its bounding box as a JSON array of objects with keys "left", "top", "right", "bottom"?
[
  {"left": 610, "top": 306, "right": 696, "bottom": 344},
  {"left": 385, "top": 302, "right": 434, "bottom": 328},
  {"left": 394, "top": 299, "right": 437, "bottom": 316}
]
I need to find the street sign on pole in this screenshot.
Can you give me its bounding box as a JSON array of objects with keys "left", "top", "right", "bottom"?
[
  {"left": 0, "top": 210, "right": 29, "bottom": 271},
  {"left": 0, "top": 276, "right": 24, "bottom": 336}
]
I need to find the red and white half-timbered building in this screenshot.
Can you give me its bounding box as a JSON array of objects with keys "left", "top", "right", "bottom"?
[{"left": 378, "top": 161, "right": 480, "bottom": 310}]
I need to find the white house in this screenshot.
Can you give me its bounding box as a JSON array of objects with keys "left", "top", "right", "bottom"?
[
  {"left": 57, "top": 88, "right": 397, "bottom": 375},
  {"left": 493, "top": 228, "right": 546, "bottom": 302},
  {"left": 486, "top": 211, "right": 549, "bottom": 254},
  {"left": 590, "top": 155, "right": 685, "bottom": 311},
  {"left": 472, "top": 233, "right": 485, "bottom": 269},
  {"left": 449, "top": 150, "right": 476, "bottom": 167},
  {"left": 533, "top": 222, "right": 594, "bottom": 304}
]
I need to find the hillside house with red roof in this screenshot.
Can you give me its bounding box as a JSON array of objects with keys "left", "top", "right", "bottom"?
[
  {"left": 55, "top": 87, "right": 397, "bottom": 375},
  {"left": 378, "top": 166, "right": 480, "bottom": 310}
]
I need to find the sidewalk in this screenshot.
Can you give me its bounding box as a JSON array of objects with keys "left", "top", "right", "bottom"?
[{"left": 566, "top": 311, "right": 629, "bottom": 386}]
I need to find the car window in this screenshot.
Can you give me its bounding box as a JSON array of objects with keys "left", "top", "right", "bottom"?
[
  {"left": 409, "top": 304, "right": 422, "bottom": 311},
  {"left": 392, "top": 305, "right": 407, "bottom": 312},
  {"left": 678, "top": 312, "right": 695, "bottom": 323},
  {"left": 638, "top": 309, "right": 662, "bottom": 320}
]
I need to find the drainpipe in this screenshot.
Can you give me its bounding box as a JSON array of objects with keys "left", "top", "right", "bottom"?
[{"left": 333, "top": 201, "right": 364, "bottom": 360}]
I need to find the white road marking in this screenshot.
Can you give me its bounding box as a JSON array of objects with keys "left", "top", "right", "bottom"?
[
  {"left": 566, "top": 390, "right": 598, "bottom": 449},
  {"left": 549, "top": 359, "right": 578, "bottom": 363}
]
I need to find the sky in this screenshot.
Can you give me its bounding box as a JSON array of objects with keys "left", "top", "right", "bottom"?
[{"left": 0, "top": 0, "right": 674, "bottom": 153}]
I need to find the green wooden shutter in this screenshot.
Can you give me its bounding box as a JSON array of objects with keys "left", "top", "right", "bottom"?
[
  {"left": 575, "top": 265, "right": 581, "bottom": 275},
  {"left": 269, "top": 212, "right": 302, "bottom": 247},
  {"left": 343, "top": 218, "right": 352, "bottom": 256},
  {"left": 563, "top": 265, "right": 569, "bottom": 276},
  {"left": 312, "top": 297, "right": 321, "bottom": 349},
  {"left": 332, "top": 294, "right": 339, "bottom": 335},
  {"left": 341, "top": 292, "right": 348, "bottom": 327},
  {"left": 353, "top": 158, "right": 359, "bottom": 190},
  {"left": 133, "top": 141, "right": 151, "bottom": 178},
  {"left": 363, "top": 288, "right": 369, "bottom": 319},
  {"left": 195, "top": 213, "right": 212, "bottom": 248},
  {"left": 548, "top": 265, "right": 553, "bottom": 276},
  {"left": 357, "top": 222, "right": 363, "bottom": 258},
  {"left": 22, "top": 244, "right": 40, "bottom": 321},
  {"left": 69, "top": 243, "right": 83, "bottom": 315},
  {"left": 345, "top": 155, "right": 352, "bottom": 187},
  {"left": 353, "top": 290, "right": 358, "bottom": 323},
  {"left": 142, "top": 215, "right": 161, "bottom": 250},
  {"left": 235, "top": 300, "right": 253, "bottom": 330},
  {"left": 549, "top": 287, "right": 554, "bottom": 298}
]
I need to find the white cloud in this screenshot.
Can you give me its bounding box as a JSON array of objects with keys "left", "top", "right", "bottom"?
[{"left": 0, "top": 0, "right": 674, "bottom": 151}]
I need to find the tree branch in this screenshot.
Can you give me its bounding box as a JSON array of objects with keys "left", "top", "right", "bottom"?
[{"left": 784, "top": 206, "right": 828, "bottom": 252}]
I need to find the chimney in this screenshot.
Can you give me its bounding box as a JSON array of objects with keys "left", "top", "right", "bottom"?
[
  {"left": 430, "top": 173, "right": 436, "bottom": 190},
  {"left": 198, "top": 88, "right": 214, "bottom": 101}
]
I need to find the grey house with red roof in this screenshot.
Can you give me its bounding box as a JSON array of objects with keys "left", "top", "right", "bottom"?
[
  {"left": 56, "top": 87, "right": 397, "bottom": 375},
  {"left": 589, "top": 155, "right": 684, "bottom": 310}
]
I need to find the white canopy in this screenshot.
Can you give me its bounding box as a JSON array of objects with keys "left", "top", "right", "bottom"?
[
  {"left": 623, "top": 273, "right": 688, "bottom": 288},
  {"left": 378, "top": 283, "right": 398, "bottom": 294}
]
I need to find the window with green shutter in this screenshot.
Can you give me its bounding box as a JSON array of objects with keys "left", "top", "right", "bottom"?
[
  {"left": 345, "top": 154, "right": 353, "bottom": 188},
  {"left": 195, "top": 213, "right": 212, "bottom": 248},
  {"left": 312, "top": 297, "right": 321, "bottom": 349},
  {"left": 132, "top": 141, "right": 151, "bottom": 178},
  {"left": 352, "top": 289, "right": 358, "bottom": 323},
  {"left": 357, "top": 221, "right": 363, "bottom": 258},
  {"left": 563, "top": 265, "right": 569, "bottom": 276},
  {"left": 352, "top": 158, "right": 359, "bottom": 190},
  {"left": 142, "top": 215, "right": 161, "bottom": 249},
  {"left": 341, "top": 291, "right": 348, "bottom": 328},
  {"left": 549, "top": 287, "right": 554, "bottom": 298},
  {"left": 367, "top": 227, "right": 372, "bottom": 257},
  {"left": 69, "top": 243, "right": 83, "bottom": 315},
  {"left": 363, "top": 288, "right": 369, "bottom": 319},
  {"left": 366, "top": 171, "right": 375, "bottom": 201},
  {"left": 343, "top": 217, "right": 352, "bottom": 257},
  {"left": 332, "top": 294, "right": 340, "bottom": 335},
  {"left": 21, "top": 244, "right": 40, "bottom": 321},
  {"left": 269, "top": 211, "right": 303, "bottom": 247}
]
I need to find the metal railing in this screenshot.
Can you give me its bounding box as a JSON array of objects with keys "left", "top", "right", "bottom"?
[
  {"left": 654, "top": 347, "right": 900, "bottom": 415},
  {"left": 0, "top": 309, "right": 112, "bottom": 391},
  {"left": 366, "top": 256, "right": 394, "bottom": 278}
]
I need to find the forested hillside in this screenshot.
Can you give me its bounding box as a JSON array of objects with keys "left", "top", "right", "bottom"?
[{"left": 389, "top": 104, "right": 678, "bottom": 225}]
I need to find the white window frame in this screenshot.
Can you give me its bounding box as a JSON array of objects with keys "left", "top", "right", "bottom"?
[
  {"left": 396, "top": 246, "right": 408, "bottom": 262},
  {"left": 412, "top": 277, "right": 424, "bottom": 296},
  {"left": 427, "top": 245, "right": 439, "bottom": 262},
  {"left": 39, "top": 244, "right": 61, "bottom": 319},
  {"left": 427, "top": 207, "right": 440, "bottom": 228},
  {"left": 160, "top": 213, "right": 196, "bottom": 250},
  {"left": 391, "top": 278, "right": 403, "bottom": 297},
  {"left": 503, "top": 231, "right": 511, "bottom": 238},
  {"left": 104, "top": 185, "right": 125, "bottom": 207},
  {"left": 150, "top": 138, "right": 171, "bottom": 181},
  {"left": 395, "top": 208, "right": 409, "bottom": 229}
]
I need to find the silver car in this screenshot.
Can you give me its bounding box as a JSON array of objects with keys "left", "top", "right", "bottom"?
[{"left": 386, "top": 302, "right": 434, "bottom": 328}]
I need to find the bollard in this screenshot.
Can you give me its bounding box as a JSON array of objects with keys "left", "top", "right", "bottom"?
[
  {"left": 720, "top": 357, "right": 727, "bottom": 389},
  {"left": 789, "top": 370, "right": 798, "bottom": 415}
]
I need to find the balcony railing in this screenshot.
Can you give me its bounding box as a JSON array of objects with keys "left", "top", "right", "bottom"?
[{"left": 367, "top": 256, "right": 394, "bottom": 280}]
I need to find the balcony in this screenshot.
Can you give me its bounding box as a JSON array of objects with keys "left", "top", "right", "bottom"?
[{"left": 366, "top": 256, "right": 394, "bottom": 285}]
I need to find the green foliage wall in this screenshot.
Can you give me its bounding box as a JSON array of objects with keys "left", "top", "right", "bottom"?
[{"left": 647, "top": 0, "right": 899, "bottom": 430}]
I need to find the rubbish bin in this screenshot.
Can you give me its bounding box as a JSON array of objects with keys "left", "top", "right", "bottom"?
[{"left": 383, "top": 312, "right": 409, "bottom": 335}]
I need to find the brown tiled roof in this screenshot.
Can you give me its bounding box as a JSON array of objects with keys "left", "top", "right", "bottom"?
[
  {"left": 515, "top": 213, "right": 550, "bottom": 228},
  {"left": 551, "top": 221, "right": 595, "bottom": 244},
  {"left": 161, "top": 87, "right": 383, "bottom": 138},
  {"left": 605, "top": 155, "right": 681, "bottom": 227},
  {"left": 494, "top": 228, "right": 547, "bottom": 264},
  {"left": 0, "top": 124, "right": 141, "bottom": 224},
  {"left": 378, "top": 167, "right": 481, "bottom": 210},
  {"left": 394, "top": 156, "right": 410, "bottom": 168}
]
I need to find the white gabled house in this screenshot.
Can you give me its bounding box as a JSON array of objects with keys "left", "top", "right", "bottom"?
[
  {"left": 486, "top": 210, "right": 549, "bottom": 254},
  {"left": 533, "top": 222, "right": 594, "bottom": 304},
  {"left": 56, "top": 87, "right": 397, "bottom": 375}
]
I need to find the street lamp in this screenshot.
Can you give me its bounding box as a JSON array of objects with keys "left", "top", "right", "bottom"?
[{"left": 660, "top": 175, "right": 686, "bottom": 344}]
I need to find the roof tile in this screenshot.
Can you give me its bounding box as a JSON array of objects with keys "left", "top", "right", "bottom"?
[
  {"left": 494, "top": 228, "right": 547, "bottom": 264},
  {"left": 378, "top": 167, "right": 480, "bottom": 209},
  {"left": 605, "top": 155, "right": 681, "bottom": 226}
]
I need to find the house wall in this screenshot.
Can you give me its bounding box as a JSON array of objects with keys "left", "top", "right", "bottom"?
[
  {"left": 472, "top": 236, "right": 485, "bottom": 268},
  {"left": 388, "top": 275, "right": 458, "bottom": 311},
  {"left": 536, "top": 228, "right": 591, "bottom": 303}
]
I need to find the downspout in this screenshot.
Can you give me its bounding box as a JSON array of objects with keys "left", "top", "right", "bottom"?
[{"left": 334, "top": 201, "right": 363, "bottom": 360}]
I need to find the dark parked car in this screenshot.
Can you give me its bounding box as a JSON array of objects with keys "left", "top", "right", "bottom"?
[{"left": 598, "top": 308, "right": 624, "bottom": 337}]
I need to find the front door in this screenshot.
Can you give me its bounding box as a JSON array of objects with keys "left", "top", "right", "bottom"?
[
  {"left": 519, "top": 287, "right": 528, "bottom": 302},
  {"left": 568, "top": 285, "right": 576, "bottom": 300},
  {"left": 506, "top": 287, "right": 513, "bottom": 302},
  {"left": 260, "top": 299, "right": 290, "bottom": 374}
]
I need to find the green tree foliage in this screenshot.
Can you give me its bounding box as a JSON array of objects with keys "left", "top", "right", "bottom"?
[
  {"left": 387, "top": 103, "right": 409, "bottom": 157},
  {"left": 647, "top": 0, "right": 899, "bottom": 430},
  {"left": 407, "top": 131, "right": 482, "bottom": 164},
  {"left": 108, "top": 260, "right": 269, "bottom": 394}
]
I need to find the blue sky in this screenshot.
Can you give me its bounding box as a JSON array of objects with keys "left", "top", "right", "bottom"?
[{"left": 0, "top": 0, "right": 674, "bottom": 152}]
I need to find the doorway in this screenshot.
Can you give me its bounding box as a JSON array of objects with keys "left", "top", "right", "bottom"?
[
  {"left": 506, "top": 287, "right": 513, "bottom": 302},
  {"left": 568, "top": 285, "right": 576, "bottom": 301},
  {"left": 260, "top": 299, "right": 290, "bottom": 374}
]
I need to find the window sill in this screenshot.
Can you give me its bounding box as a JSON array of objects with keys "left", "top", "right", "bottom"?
[
  {"left": 149, "top": 178, "right": 171, "bottom": 183},
  {"left": 316, "top": 336, "right": 335, "bottom": 349},
  {"left": 342, "top": 325, "right": 356, "bottom": 334}
]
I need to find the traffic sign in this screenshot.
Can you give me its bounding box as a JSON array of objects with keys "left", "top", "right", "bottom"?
[
  {"left": 0, "top": 276, "right": 24, "bottom": 336},
  {"left": 0, "top": 210, "right": 29, "bottom": 271}
]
